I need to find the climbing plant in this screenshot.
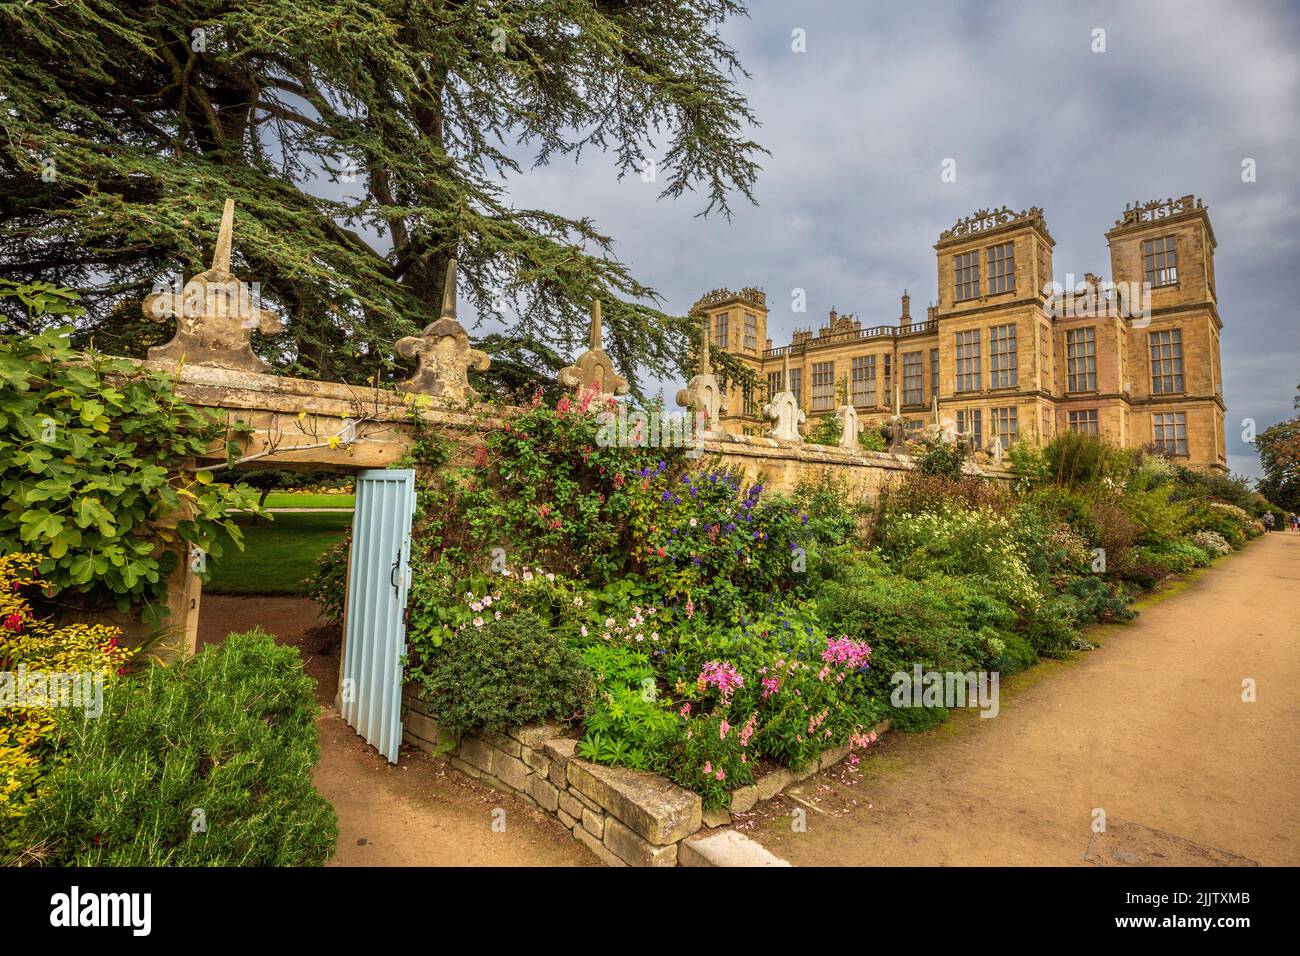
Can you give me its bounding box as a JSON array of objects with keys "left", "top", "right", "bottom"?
[{"left": 0, "top": 282, "right": 263, "bottom": 622}]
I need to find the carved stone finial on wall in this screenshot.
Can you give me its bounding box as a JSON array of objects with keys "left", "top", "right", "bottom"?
[
  {"left": 837, "top": 404, "right": 860, "bottom": 450},
  {"left": 395, "top": 258, "right": 490, "bottom": 403},
  {"left": 559, "top": 299, "right": 630, "bottom": 398},
  {"left": 880, "top": 382, "right": 908, "bottom": 453},
  {"left": 763, "top": 352, "right": 805, "bottom": 442},
  {"left": 143, "top": 198, "right": 284, "bottom": 372},
  {"left": 986, "top": 435, "right": 1005, "bottom": 464},
  {"left": 676, "top": 314, "right": 721, "bottom": 430}
]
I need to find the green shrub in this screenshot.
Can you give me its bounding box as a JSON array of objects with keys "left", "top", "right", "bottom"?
[
  {"left": 816, "top": 560, "right": 1016, "bottom": 700},
  {"left": 1136, "top": 540, "right": 1210, "bottom": 574},
  {"left": 1189, "top": 530, "right": 1231, "bottom": 557},
  {"left": 1041, "top": 432, "right": 1131, "bottom": 490},
  {"left": 915, "top": 439, "right": 967, "bottom": 480},
  {"left": 417, "top": 611, "right": 590, "bottom": 738},
  {"left": 990, "top": 632, "right": 1039, "bottom": 676},
  {"left": 14, "top": 630, "right": 336, "bottom": 866}
]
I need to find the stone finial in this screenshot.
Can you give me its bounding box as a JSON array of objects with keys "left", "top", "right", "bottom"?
[
  {"left": 986, "top": 435, "right": 1005, "bottom": 464},
  {"left": 143, "top": 198, "right": 284, "bottom": 372},
  {"left": 676, "top": 314, "right": 722, "bottom": 430},
  {"left": 837, "top": 404, "right": 860, "bottom": 450},
  {"left": 395, "top": 258, "right": 490, "bottom": 402},
  {"left": 559, "top": 299, "right": 630, "bottom": 398},
  {"left": 880, "top": 382, "right": 908, "bottom": 453},
  {"left": 922, "top": 394, "right": 947, "bottom": 444},
  {"left": 763, "top": 352, "right": 805, "bottom": 442}
]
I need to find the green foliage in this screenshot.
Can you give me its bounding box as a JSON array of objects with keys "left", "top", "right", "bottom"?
[
  {"left": 416, "top": 611, "right": 590, "bottom": 739},
  {"left": 14, "top": 631, "right": 337, "bottom": 866},
  {"left": 817, "top": 558, "right": 1021, "bottom": 704},
  {"left": 305, "top": 533, "right": 351, "bottom": 628},
  {"left": 1, "top": 1, "right": 763, "bottom": 392},
  {"left": 0, "top": 317, "right": 262, "bottom": 621},
  {"left": 1255, "top": 414, "right": 1300, "bottom": 513},
  {"left": 807, "top": 414, "right": 842, "bottom": 447},
  {"left": 915, "top": 439, "right": 968, "bottom": 480},
  {"left": 578, "top": 643, "right": 680, "bottom": 772},
  {"left": 1041, "top": 432, "right": 1131, "bottom": 490}
]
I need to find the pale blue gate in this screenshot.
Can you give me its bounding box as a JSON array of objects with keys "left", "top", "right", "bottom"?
[{"left": 339, "top": 469, "right": 416, "bottom": 763}]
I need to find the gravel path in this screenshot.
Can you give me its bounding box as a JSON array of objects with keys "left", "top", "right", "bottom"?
[{"left": 741, "top": 533, "right": 1300, "bottom": 866}]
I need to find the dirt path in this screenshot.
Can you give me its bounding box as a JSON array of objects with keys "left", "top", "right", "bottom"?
[
  {"left": 198, "top": 595, "right": 596, "bottom": 867},
  {"left": 740, "top": 533, "right": 1300, "bottom": 866}
]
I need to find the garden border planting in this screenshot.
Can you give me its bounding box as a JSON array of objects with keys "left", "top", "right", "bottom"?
[{"left": 401, "top": 688, "right": 886, "bottom": 866}]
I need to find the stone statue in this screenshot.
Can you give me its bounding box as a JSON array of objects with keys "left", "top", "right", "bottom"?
[
  {"left": 559, "top": 300, "right": 629, "bottom": 399},
  {"left": 837, "top": 404, "right": 859, "bottom": 450},
  {"left": 675, "top": 314, "right": 721, "bottom": 430},
  {"left": 763, "top": 352, "right": 805, "bottom": 442},
  {"left": 395, "top": 258, "right": 490, "bottom": 402},
  {"left": 143, "top": 198, "right": 284, "bottom": 372}
]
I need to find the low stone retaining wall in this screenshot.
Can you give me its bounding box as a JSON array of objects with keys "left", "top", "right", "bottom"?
[{"left": 402, "top": 686, "right": 888, "bottom": 866}]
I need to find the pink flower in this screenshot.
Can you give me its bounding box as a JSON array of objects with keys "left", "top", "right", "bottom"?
[
  {"left": 679, "top": 703, "right": 691, "bottom": 717},
  {"left": 761, "top": 676, "right": 780, "bottom": 699},
  {"left": 715, "top": 769, "right": 725, "bottom": 781},
  {"left": 685, "top": 596, "right": 695, "bottom": 618},
  {"left": 738, "top": 713, "right": 758, "bottom": 748},
  {"left": 697, "top": 661, "right": 744, "bottom": 703},
  {"left": 719, "top": 720, "right": 730, "bottom": 740},
  {"left": 703, "top": 761, "right": 712, "bottom": 775},
  {"left": 823, "top": 636, "right": 873, "bottom": 670}
]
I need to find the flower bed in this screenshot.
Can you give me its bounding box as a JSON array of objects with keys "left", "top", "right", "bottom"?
[{"left": 311, "top": 395, "right": 1272, "bottom": 843}]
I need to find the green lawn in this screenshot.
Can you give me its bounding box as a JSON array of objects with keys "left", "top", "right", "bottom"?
[
  {"left": 206, "top": 511, "right": 351, "bottom": 595},
  {"left": 261, "top": 492, "right": 355, "bottom": 509}
]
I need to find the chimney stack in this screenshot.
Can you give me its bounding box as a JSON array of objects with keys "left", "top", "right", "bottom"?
[{"left": 901, "top": 290, "right": 911, "bottom": 322}]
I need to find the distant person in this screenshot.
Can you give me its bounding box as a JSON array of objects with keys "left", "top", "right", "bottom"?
[
  {"left": 1263, "top": 511, "right": 1275, "bottom": 532},
  {"left": 1291, "top": 513, "right": 1300, "bottom": 532}
]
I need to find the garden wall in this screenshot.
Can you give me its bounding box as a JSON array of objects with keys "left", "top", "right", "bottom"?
[
  {"left": 402, "top": 686, "right": 887, "bottom": 867},
  {"left": 149, "top": 359, "right": 1013, "bottom": 491}
]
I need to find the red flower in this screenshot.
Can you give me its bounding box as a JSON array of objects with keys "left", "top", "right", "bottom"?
[
  {"left": 3, "top": 613, "right": 22, "bottom": 633},
  {"left": 656, "top": 547, "right": 666, "bottom": 558}
]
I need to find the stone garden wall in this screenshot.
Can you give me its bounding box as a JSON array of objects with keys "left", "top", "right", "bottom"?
[{"left": 402, "top": 685, "right": 888, "bottom": 867}]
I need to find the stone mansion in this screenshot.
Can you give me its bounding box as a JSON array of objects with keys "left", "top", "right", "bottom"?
[{"left": 697, "top": 195, "right": 1227, "bottom": 471}]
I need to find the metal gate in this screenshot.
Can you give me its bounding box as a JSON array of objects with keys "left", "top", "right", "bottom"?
[{"left": 339, "top": 468, "right": 416, "bottom": 763}]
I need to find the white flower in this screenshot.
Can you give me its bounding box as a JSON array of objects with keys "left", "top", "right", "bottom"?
[
  {"left": 470, "top": 601, "right": 483, "bottom": 613},
  {"left": 483, "top": 595, "right": 493, "bottom": 607},
  {"left": 605, "top": 617, "right": 616, "bottom": 628},
  {"left": 580, "top": 625, "right": 588, "bottom": 637},
  {"left": 689, "top": 517, "right": 697, "bottom": 527},
  {"left": 473, "top": 617, "right": 484, "bottom": 628},
  {"left": 546, "top": 573, "right": 555, "bottom": 582},
  {"left": 522, "top": 571, "right": 533, "bottom": 582},
  {"left": 573, "top": 595, "right": 585, "bottom": 607},
  {"left": 494, "top": 610, "right": 502, "bottom": 620}
]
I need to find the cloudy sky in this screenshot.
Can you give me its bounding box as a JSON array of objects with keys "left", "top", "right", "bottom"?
[{"left": 494, "top": 0, "right": 1300, "bottom": 478}]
